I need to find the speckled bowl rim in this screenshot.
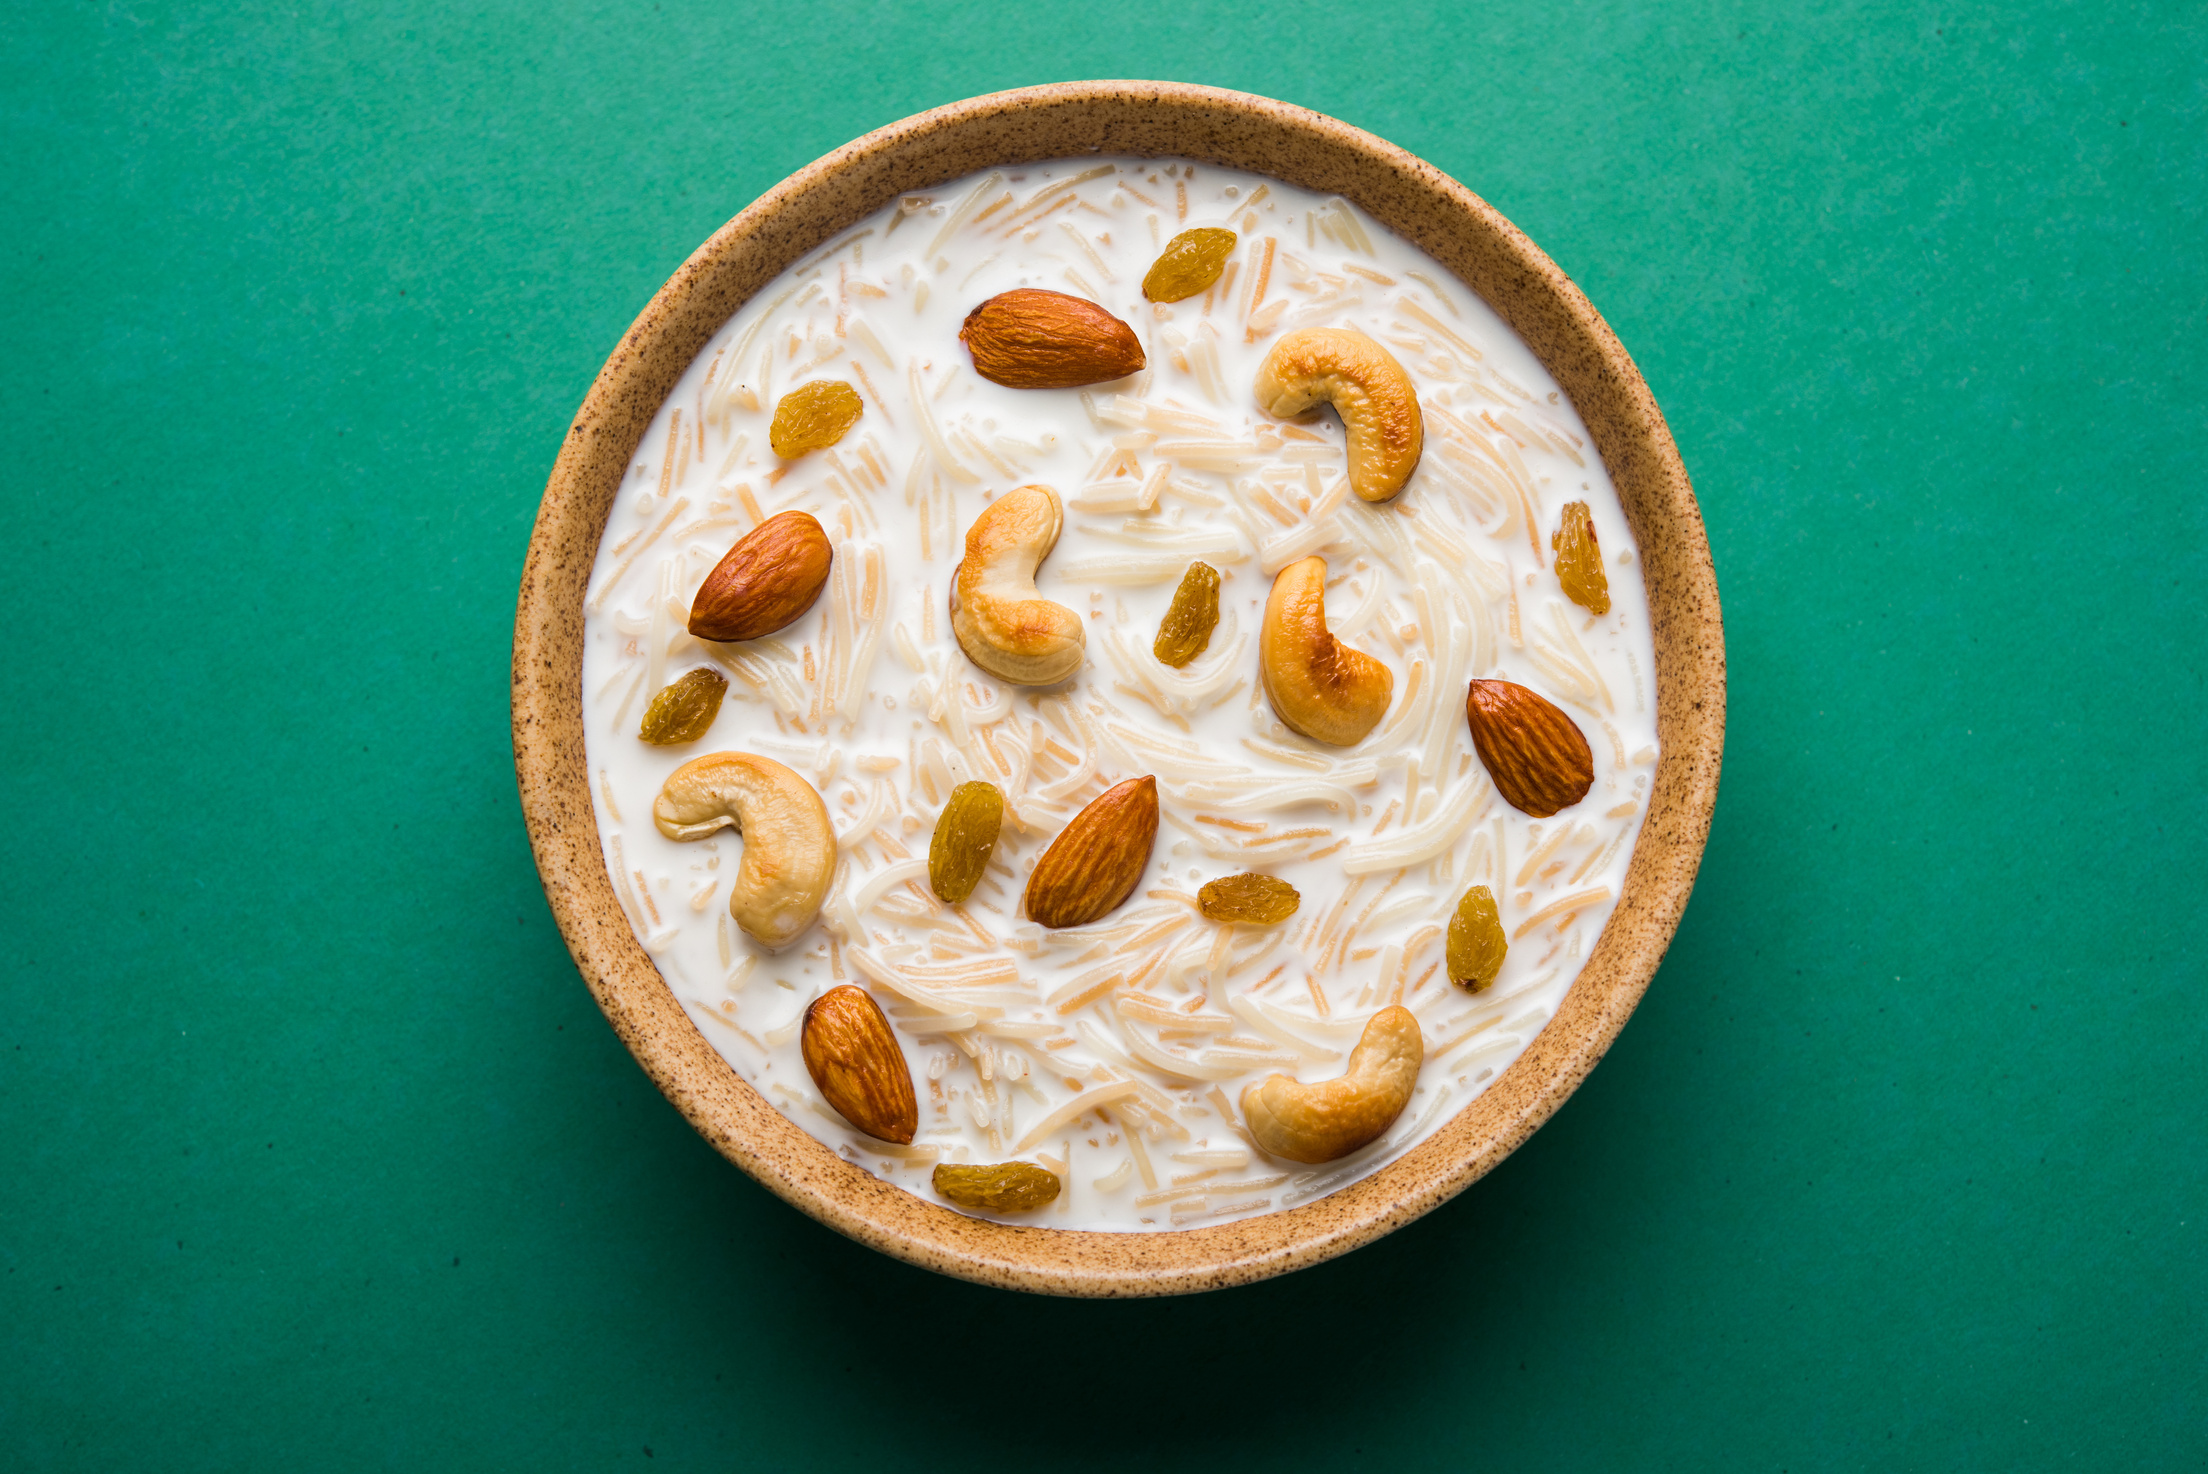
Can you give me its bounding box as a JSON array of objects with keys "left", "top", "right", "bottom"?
[{"left": 512, "top": 80, "right": 1724, "bottom": 1297}]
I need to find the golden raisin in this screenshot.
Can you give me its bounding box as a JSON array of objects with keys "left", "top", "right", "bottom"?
[
  {"left": 1551, "top": 501, "right": 1612, "bottom": 615},
  {"left": 1142, "top": 228, "right": 1238, "bottom": 303},
  {"left": 927, "top": 781, "right": 1005, "bottom": 903},
  {"left": 932, "top": 1161, "right": 1061, "bottom": 1213},
  {"left": 1197, "top": 873, "right": 1300, "bottom": 925},
  {"left": 1153, "top": 561, "right": 1221, "bottom": 667},
  {"left": 637, "top": 668, "right": 727, "bottom": 745},
  {"left": 768, "top": 379, "right": 863, "bottom": 458},
  {"left": 1446, "top": 885, "right": 1508, "bottom": 992}
]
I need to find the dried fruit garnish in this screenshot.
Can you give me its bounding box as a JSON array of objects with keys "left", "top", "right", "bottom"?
[
  {"left": 1142, "top": 227, "right": 1238, "bottom": 303},
  {"left": 1446, "top": 885, "right": 1508, "bottom": 992},
  {"left": 768, "top": 379, "right": 862, "bottom": 458},
  {"left": 1197, "top": 873, "right": 1300, "bottom": 925},
  {"left": 1551, "top": 500, "right": 1611, "bottom": 615},
  {"left": 1153, "top": 561, "right": 1221, "bottom": 668},
  {"left": 927, "top": 781, "right": 1005, "bottom": 904},
  {"left": 637, "top": 668, "right": 727, "bottom": 745},
  {"left": 932, "top": 1161, "right": 1061, "bottom": 1213}
]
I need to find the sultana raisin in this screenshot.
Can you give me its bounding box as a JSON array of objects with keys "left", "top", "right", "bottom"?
[
  {"left": 1446, "top": 884, "right": 1508, "bottom": 992},
  {"left": 1153, "top": 561, "right": 1221, "bottom": 667},
  {"left": 1142, "top": 228, "right": 1238, "bottom": 303},
  {"left": 932, "top": 1161, "right": 1061, "bottom": 1213},
  {"left": 927, "top": 781, "right": 1005, "bottom": 903},
  {"left": 1197, "top": 872, "right": 1300, "bottom": 925},
  {"left": 768, "top": 379, "right": 863, "bottom": 458},
  {"left": 637, "top": 668, "right": 728, "bottom": 745},
  {"left": 1551, "top": 501, "right": 1612, "bottom": 616}
]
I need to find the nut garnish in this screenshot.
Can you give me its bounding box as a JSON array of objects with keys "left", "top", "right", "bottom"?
[
  {"left": 927, "top": 781, "right": 1004, "bottom": 904},
  {"left": 1252, "top": 327, "right": 1423, "bottom": 503},
  {"left": 637, "top": 667, "right": 728, "bottom": 746},
  {"left": 1464, "top": 679, "right": 1595, "bottom": 818},
  {"left": 1551, "top": 501, "right": 1612, "bottom": 615},
  {"left": 1152, "top": 560, "right": 1221, "bottom": 668},
  {"left": 950, "top": 484, "right": 1085, "bottom": 685},
  {"left": 687, "top": 510, "right": 834, "bottom": 643},
  {"left": 1142, "top": 227, "right": 1237, "bottom": 303},
  {"left": 768, "top": 379, "right": 863, "bottom": 458},
  {"left": 959, "top": 289, "right": 1146, "bottom": 389},
  {"left": 1197, "top": 873, "right": 1300, "bottom": 925},
  {"left": 1024, "top": 776, "right": 1159, "bottom": 929},
  {"left": 1242, "top": 1005, "right": 1424, "bottom": 1164},
  {"left": 1446, "top": 884, "right": 1507, "bottom": 992},
  {"left": 931, "top": 1161, "right": 1061, "bottom": 1213},
  {"left": 652, "top": 752, "right": 837, "bottom": 948},
  {"left": 1260, "top": 555, "right": 1393, "bottom": 746},
  {"left": 801, "top": 985, "right": 918, "bottom": 1145}
]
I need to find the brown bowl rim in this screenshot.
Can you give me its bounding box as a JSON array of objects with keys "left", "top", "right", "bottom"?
[{"left": 511, "top": 79, "right": 1724, "bottom": 1297}]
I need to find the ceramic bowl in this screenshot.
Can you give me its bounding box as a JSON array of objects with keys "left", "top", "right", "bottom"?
[{"left": 511, "top": 80, "right": 1724, "bottom": 1296}]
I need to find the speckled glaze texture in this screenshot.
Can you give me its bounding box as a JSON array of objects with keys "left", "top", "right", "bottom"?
[{"left": 512, "top": 82, "right": 1725, "bottom": 1297}]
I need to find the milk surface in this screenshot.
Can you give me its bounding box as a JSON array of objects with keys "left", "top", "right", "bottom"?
[{"left": 581, "top": 159, "right": 1661, "bottom": 1230}]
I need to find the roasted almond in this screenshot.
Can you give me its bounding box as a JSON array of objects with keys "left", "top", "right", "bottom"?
[
  {"left": 688, "top": 510, "right": 833, "bottom": 642},
  {"left": 1023, "top": 775, "right": 1159, "bottom": 928},
  {"left": 959, "top": 289, "right": 1146, "bottom": 389},
  {"left": 799, "top": 985, "right": 918, "bottom": 1145},
  {"left": 1465, "top": 679, "right": 1594, "bottom": 818}
]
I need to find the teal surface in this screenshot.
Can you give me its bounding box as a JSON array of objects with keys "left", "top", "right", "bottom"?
[{"left": 4, "top": 2, "right": 2202, "bottom": 1467}]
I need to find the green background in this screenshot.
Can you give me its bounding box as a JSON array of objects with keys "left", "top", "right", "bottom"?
[{"left": 4, "top": 0, "right": 2202, "bottom": 1466}]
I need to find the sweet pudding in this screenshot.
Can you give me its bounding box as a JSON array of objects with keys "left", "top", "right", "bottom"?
[{"left": 578, "top": 158, "right": 1660, "bottom": 1231}]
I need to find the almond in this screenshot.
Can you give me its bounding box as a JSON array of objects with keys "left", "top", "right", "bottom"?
[
  {"left": 1464, "top": 680, "right": 1594, "bottom": 818},
  {"left": 688, "top": 510, "right": 833, "bottom": 642},
  {"left": 959, "top": 289, "right": 1146, "bottom": 389},
  {"left": 799, "top": 985, "right": 917, "bottom": 1144},
  {"left": 1023, "top": 775, "right": 1159, "bottom": 928}
]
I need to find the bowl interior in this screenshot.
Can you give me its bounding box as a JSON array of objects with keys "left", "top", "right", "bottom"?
[{"left": 511, "top": 80, "right": 1723, "bottom": 1296}]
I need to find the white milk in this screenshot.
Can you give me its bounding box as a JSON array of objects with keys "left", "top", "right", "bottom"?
[{"left": 580, "top": 159, "right": 1659, "bottom": 1230}]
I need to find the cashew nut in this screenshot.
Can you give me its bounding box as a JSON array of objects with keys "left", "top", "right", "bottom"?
[
  {"left": 1260, "top": 555, "right": 1393, "bottom": 746},
  {"left": 1253, "top": 327, "right": 1424, "bottom": 503},
  {"left": 652, "top": 752, "right": 836, "bottom": 949},
  {"left": 951, "top": 483, "right": 1086, "bottom": 685},
  {"left": 1242, "top": 1005, "right": 1424, "bottom": 1164}
]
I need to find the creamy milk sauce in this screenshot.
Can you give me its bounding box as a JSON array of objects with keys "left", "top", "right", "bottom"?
[{"left": 580, "top": 159, "right": 1659, "bottom": 1230}]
